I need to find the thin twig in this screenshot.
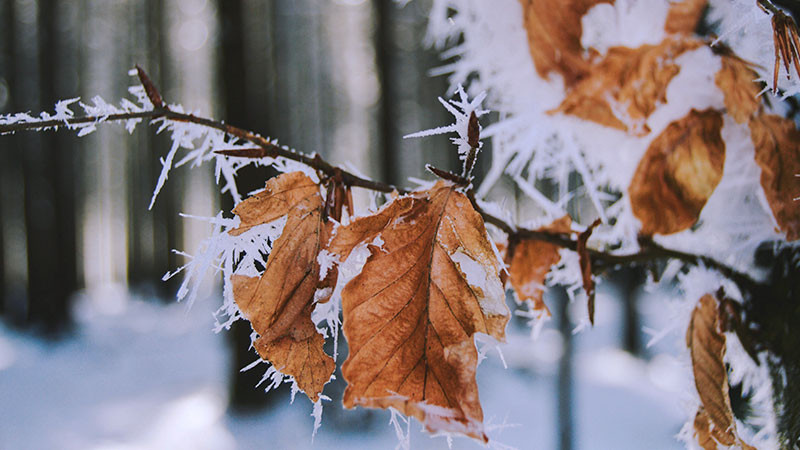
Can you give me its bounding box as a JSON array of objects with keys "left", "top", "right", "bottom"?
[{"left": 0, "top": 70, "right": 769, "bottom": 299}]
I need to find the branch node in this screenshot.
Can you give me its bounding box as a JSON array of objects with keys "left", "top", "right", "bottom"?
[
  {"left": 427, "top": 164, "right": 470, "bottom": 186},
  {"left": 135, "top": 65, "right": 165, "bottom": 110},
  {"left": 462, "top": 111, "right": 481, "bottom": 178}
]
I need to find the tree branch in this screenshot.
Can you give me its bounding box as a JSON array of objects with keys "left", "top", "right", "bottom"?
[{"left": 0, "top": 70, "right": 769, "bottom": 299}]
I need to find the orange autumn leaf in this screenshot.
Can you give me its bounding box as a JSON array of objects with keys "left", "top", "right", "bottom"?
[
  {"left": 553, "top": 37, "right": 703, "bottom": 133},
  {"left": 687, "top": 294, "right": 754, "bottom": 450},
  {"left": 519, "top": 0, "right": 614, "bottom": 86},
  {"left": 664, "top": 0, "right": 707, "bottom": 35},
  {"left": 507, "top": 215, "right": 572, "bottom": 315},
  {"left": 329, "top": 181, "right": 509, "bottom": 442},
  {"left": 629, "top": 109, "right": 725, "bottom": 235},
  {"left": 748, "top": 113, "right": 800, "bottom": 241},
  {"left": 715, "top": 54, "right": 762, "bottom": 124},
  {"left": 230, "top": 171, "right": 336, "bottom": 402}
]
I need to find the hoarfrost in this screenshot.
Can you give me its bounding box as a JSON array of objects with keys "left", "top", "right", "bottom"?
[{"left": 450, "top": 248, "right": 508, "bottom": 317}]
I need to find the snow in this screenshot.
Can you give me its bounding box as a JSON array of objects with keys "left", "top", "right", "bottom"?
[
  {"left": 450, "top": 248, "right": 508, "bottom": 317},
  {"left": 0, "top": 281, "right": 689, "bottom": 450}
]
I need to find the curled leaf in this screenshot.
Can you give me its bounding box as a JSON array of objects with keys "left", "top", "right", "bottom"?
[
  {"left": 230, "top": 172, "right": 336, "bottom": 402},
  {"left": 715, "top": 54, "right": 762, "bottom": 124},
  {"left": 330, "top": 181, "right": 509, "bottom": 442},
  {"left": 578, "top": 219, "right": 601, "bottom": 325},
  {"left": 749, "top": 113, "right": 800, "bottom": 241},
  {"left": 687, "top": 294, "right": 755, "bottom": 449},
  {"left": 519, "top": 0, "right": 614, "bottom": 86},
  {"left": 507, "top": 216, "right": 572, "bottom": 315},
  {"left": 629, "top": 109, "right": 725, "bottom": 235},
  {"left": 553, "top": 37, "right": 703, "bottom": 133},
  {"left": 664, "top": 0, "right": 707, "bottom": 35}
]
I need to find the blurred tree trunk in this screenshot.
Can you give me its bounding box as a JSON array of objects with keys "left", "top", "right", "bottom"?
[
  {"left": 374, "top": 0, "right": 453, "bottom": 188},
  {"left": 0, "top": 0, "right": 30, "bottom": 326},
  {"left": 556, "top": 288, "right": 574, "bottom": 450},
  {"left": 31, "top": 0, "right": 80, "bottom": 334},
  {"left": 218, "top": 0, "right": 283, "bottom": 413},
  {"left": 0, "top": 0, "right": 77, "bottom": 334},
  {"left": 616, "top": 266, "right": 644, "bottom": 355},
  {"left": 126, "top": 0, "right": 179, "bottom": 298}
]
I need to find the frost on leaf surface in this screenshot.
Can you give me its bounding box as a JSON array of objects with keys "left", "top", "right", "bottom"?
[
  {"left": 328, "top": 180, "right": 510, "bottom": 443},
  {"left": 229, "top": 171, "right": 337, "bottom": 402},
  {"left": 553, "top": 36, "right": 703, "bottom": 134}
]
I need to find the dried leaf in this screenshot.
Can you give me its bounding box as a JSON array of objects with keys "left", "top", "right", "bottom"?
[
  {"left": 749, "top": 113, "right": 800, "bottom": 241},
  {"left": 715, "top": 54, "right": 762, "bottom": 124},
  {"left": 578, "top": 219, "right": 601, "bottom": 325},
  {"left": 230, "top": 172, "right": 336, "bottom": 402},
  {"left": 553, "top": 37, "right": 703, "bottom": 133},
  {"left": 629, "top": 109, "right": 725, "bottom": 235},
  {"left": 687, "top": 294, "right": 756, "bottom": 450},
  {"left": 665, "top": 0, "right": 707, "bottom": 35},
  {"left": 329, "top": 181, "right": 510, "bottom": 442},
  {"left": 687, "top": 294, "right": 736, "bottom": 447},
  {"left": 519, "top": 0, "right": 614, "bottom": 86},
  {"left": 693, "top": 407, "right": 721, "bottom": 450},
  {"left": 507, "top": 216, "right": 572, "bottom": 315}
]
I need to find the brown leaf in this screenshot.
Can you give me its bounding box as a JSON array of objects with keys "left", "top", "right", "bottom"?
[
  {"left": 693, "top": 407, "right": 717, "bottom": 450},
  {"left": 553, "top": 37, "right": 703, "bottom": 133},
  {"left": 507, "top": 216, "right": 572, "bottom": 315},
  {"left": 749, "top": 113, "right": 800, "bottom": 241},
  {"left": 519, "top": 0, "right": 614, "bottom": 86},
  {"left": 230, "top": 172, "right": 336, "bottom": 402},
  {"left": 577, "top": 219, "right": 601, "bottom": 325},
  {"left": 329, "top": 181, "right": 510, "bottom": 442},
  {"left": 687, "top": 294, "right": 737, "bottom": 447},
  {"left": 715, "top": 54, "right": 762, "bottom": 124},
  {"left": 665, "top": 0, "right": 707, "bottom": 35},
  {"left": 629, "top": 109, "right": 725, "bottom": 235}
]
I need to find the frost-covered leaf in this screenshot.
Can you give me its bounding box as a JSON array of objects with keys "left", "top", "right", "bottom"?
[
  {"left": 230, "top": 171, "right": 336, "bottom": 402},
  {"left": 664, "top": 0, "right": 707, "bottom": 35},
  {"left": 715, "top": 53, "right": 762, "bottom": 124},
  {"left": 329, "top": 180, "right": 510, "bottom": 442},
  {"left": 629, "top": 109, "right": 725, "bottom": 235},
  {"left": 553, "top": 37, "right": 703, "bottom": 133},
  {"left": 687, "top": 294, "right": 754, "bottom": 450},
  {"left": 519, "top": 0, "right": 614, "bottom": 86},
  {"left": 507, "top": 216, "right": 572, "bottom": 315},
  {"left": 749, "top": 113, "right": 800, "bottom": 241}
]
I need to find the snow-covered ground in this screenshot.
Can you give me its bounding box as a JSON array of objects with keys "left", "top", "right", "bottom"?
[{"left": 0, "top": 284, "right": 686, "bottom": 449}]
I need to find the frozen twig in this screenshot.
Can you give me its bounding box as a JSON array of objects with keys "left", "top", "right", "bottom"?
[{"left": 0, "top": 66, "right": 769, "bottom": 302}]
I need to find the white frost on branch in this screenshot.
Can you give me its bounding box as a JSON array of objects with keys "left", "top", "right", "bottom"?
[{"left": 405, "top": 84, "right": 488, "bottom": 170}]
